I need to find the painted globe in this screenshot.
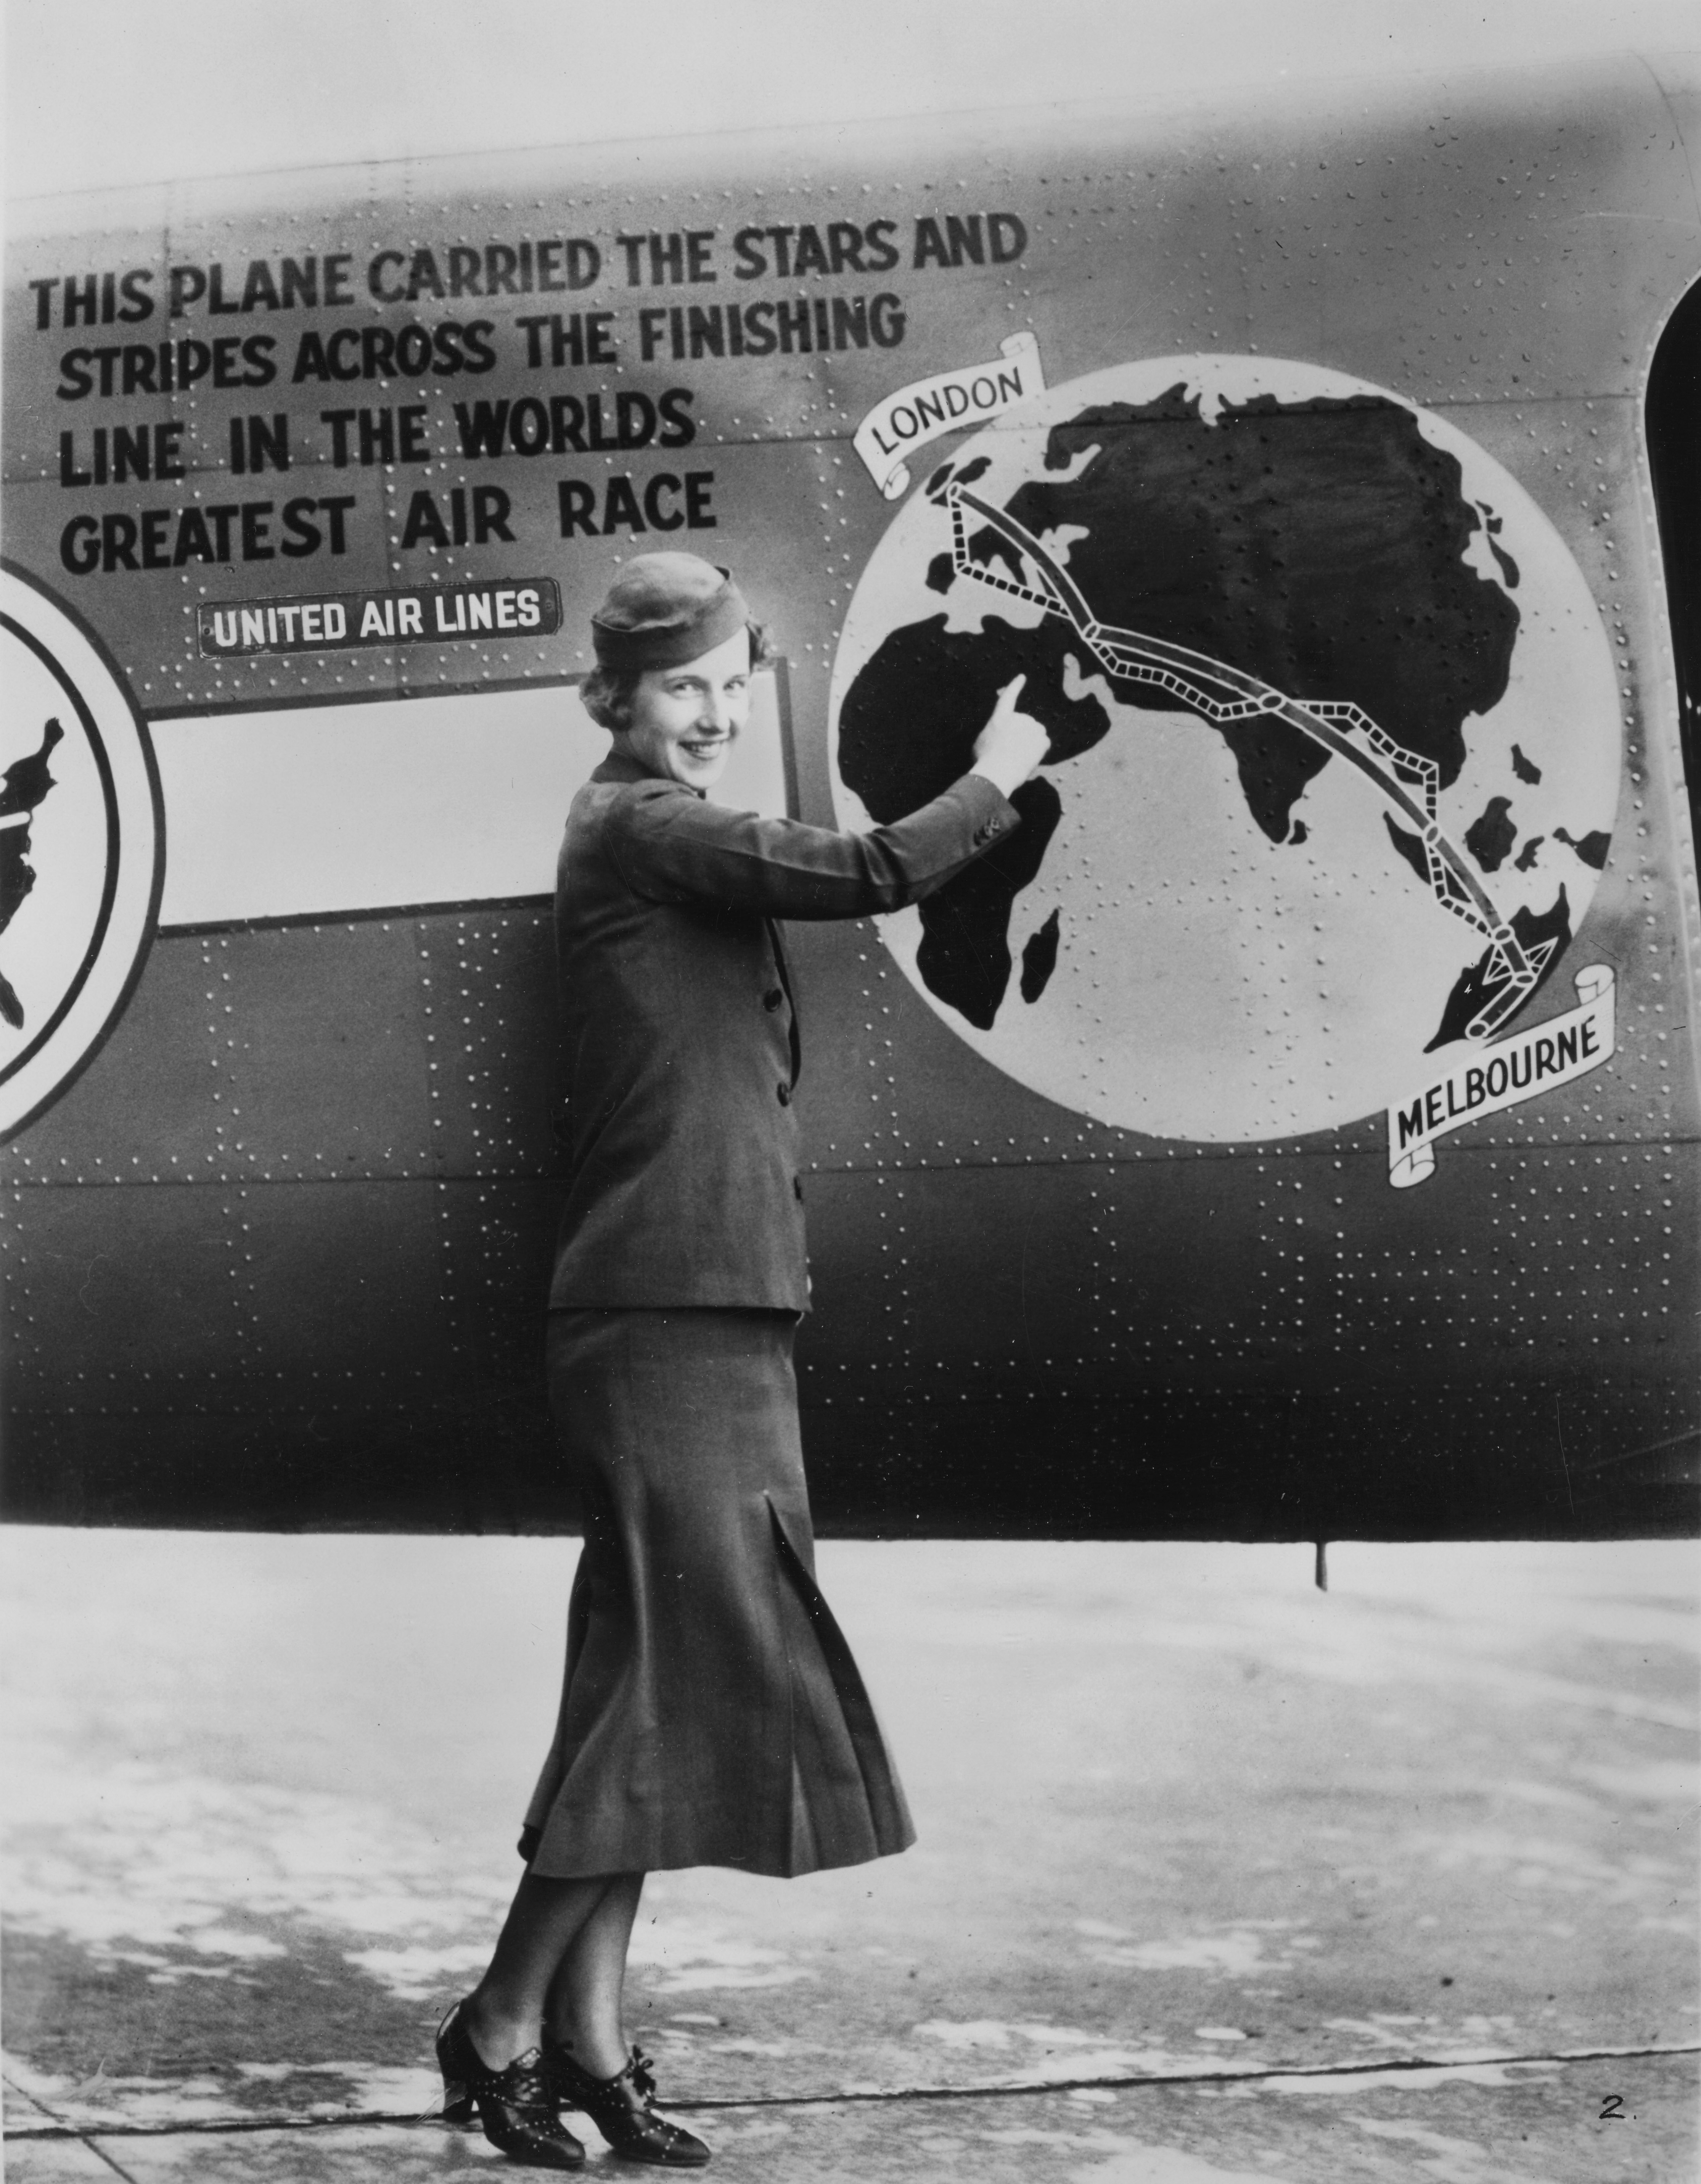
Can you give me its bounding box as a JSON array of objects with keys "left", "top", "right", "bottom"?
[{"left": 830, "top": 357, "right": 1621, "bottom": 1139}]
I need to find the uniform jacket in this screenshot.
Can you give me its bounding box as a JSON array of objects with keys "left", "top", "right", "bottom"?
[{"left": 548, "top": 748, "right": 1021, "bottom": 1310}]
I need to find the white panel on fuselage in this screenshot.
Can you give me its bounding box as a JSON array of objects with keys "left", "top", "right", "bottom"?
[{"left": 153, "top": 671, "right": 789, "bottom": 927}]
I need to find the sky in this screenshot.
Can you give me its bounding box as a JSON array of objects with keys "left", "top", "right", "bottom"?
[{"left": 6, "top": 0, "right": 1699, "bottom": 201}]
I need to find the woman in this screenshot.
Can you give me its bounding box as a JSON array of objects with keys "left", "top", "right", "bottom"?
[{"left": 438, "top": 552, "right": 1046, "bottom": 2168}]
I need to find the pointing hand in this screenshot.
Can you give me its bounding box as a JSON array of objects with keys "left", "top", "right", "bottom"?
[{"left": 971, "top": 676, "right": 1050, "bottom": 799}]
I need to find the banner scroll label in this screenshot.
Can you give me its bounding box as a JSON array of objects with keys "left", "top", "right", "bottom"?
[
  {"left": 1387, "top": 965, "right": 1616, "bottom": 1187},
  {"left": 854, "top": 332, "right": 1044, "bottom": 498}
]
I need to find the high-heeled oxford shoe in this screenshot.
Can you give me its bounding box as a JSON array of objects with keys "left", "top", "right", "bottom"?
[
  {"left": 545, "top": 2041, "right": 711, "bottom": 2167},
  {"left": 436, "top": 1999, "right": 587, "bottom": 2169}
]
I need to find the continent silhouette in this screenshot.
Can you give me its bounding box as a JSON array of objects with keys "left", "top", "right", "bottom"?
[
  {"left": 839, "top": 388, "right": 1527, "bottom": 1036},
  {"left": 838, "top": 615, "right": 1105, "bottom": 1027},
  {"left": 1000, "top": 389, "right": 1519, "bottom": 816}
]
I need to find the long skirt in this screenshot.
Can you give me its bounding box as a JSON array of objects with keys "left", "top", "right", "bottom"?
[{"left": 521, "top": 1307, "right": 916, "bottom": 1879}]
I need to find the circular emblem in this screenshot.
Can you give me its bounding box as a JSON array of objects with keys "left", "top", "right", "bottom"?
[
  {"left": 830, "top": 355, "right": 1621, "bottom": 1139},
  {"left": 0, "top": 568, "right": 162, "bottom": 1139}
]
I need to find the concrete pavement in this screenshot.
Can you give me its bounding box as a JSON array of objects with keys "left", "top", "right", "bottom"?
[{"left": 3, "top": 1531, "right": 1696, "bottom": 2180}]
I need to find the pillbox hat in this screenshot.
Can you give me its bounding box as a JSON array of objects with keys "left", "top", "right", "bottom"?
[{"left": 589, "top": 552, "right": 751, "bottom": 671}]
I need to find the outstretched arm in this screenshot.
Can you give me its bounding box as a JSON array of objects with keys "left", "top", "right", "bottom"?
[{"left": 609, "top": 678, "right": 1049, "bottom": 920}]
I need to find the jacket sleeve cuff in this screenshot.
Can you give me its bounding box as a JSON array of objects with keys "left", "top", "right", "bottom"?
[{"left": 957, "top": 769, "right": 1024, "bottom": 843}]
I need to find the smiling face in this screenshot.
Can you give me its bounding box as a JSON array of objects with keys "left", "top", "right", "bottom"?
[{"left": 613, "top": 626, "right": 754, "bottom": 790}]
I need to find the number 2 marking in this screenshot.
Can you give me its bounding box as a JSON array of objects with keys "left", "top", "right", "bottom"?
[{"left": 1600, "top": 2095, "right": 1625, "bottom": 2121}]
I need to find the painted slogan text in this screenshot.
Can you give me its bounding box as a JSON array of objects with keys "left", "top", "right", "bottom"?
[{"left": 26, "top": 210, "right": 1028, "bottom": 583}]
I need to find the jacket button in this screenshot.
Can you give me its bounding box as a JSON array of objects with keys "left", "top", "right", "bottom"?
[
  {"left": 777, "top": 1083, "right": 791, "bottom": 1105},
  {"left": 763, "top": 987, "right": 784, "bottom": 1011}
]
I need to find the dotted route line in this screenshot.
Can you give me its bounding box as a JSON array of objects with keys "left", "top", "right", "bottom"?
[{"left": 945, "top": 484, "right": 1553, "bottom": 1041}]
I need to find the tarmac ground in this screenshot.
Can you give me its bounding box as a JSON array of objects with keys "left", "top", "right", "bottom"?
[{"left": 2, "top": 1529, "right": 1696, "bottom": 2182}]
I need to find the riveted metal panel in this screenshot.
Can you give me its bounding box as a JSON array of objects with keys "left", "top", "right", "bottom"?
[
  {"left": 3, "top": 55, "right": 1696, "bottom": 1532},
  {"left": 799, "top": 1137, "right": 1693, "bottom": 1394},
  {"left": 0, "top": 932, "right": 224, "bottom": 1178},
  {"left": 3, "top": 1175, "right": 452, "bottom": 1403},
  {"left": 0, "top": 1404, "right": 517, "bottom": 1530},
  {"left": 418, "top": 908, "right": 564, "bottom": 1178},
  {"left": 430, "top": 1173, "right": 568, "bottom": 1384},
  {"left": 172, "top": 919, "right": 432, "bottom": 1181},
  {"left": 795, "top": 1368, "right": 1694, "bottom": 1539}
]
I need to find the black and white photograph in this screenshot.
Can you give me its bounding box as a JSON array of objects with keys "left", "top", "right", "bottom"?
[{"left": 2, "top": 2, "right": 1698, "bottom": 2178}]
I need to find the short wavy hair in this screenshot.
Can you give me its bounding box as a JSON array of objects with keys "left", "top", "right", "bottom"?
[{"left": 580, "top": 621, "right": 776, "bottom": 733}]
